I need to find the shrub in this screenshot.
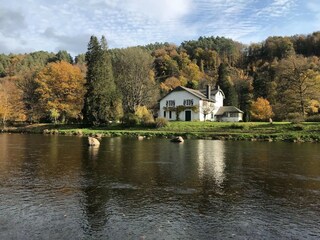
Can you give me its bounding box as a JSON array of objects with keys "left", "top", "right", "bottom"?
[
  {"left": 305, "top": 114, "right": 320, "bottom": 122},
  {"left": 287, "top": 113, "right": 304, "bottom": 124},
  {"left": 135, "top": 106, "right": 154, "bottom": 125},
  {"left": 155, "top": 117, "right": 169, "bottom": 128},
  {"left": 289, "top": 124, "right": 304, "bottom": 131},
  {"left": 121, "top": 113, "right": 140, "bottom": 127}
]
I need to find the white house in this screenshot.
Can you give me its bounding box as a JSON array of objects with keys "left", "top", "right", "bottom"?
[{"left": 158, "top": 85, "right": 243, "bottom": 122}]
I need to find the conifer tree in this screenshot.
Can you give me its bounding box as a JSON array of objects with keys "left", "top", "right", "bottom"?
[
  {"left": 82, "top": 35, "right": 117, "bottom": 124},
  {"left": 217, "top": 63, "right": 238, "bottom": 106}
]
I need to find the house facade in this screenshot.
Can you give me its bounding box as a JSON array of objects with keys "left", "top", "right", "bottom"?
[{"left": 159, "top": 85, "right": 243, "bottom": 122}]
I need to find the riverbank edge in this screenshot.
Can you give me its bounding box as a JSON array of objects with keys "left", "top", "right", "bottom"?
[{"left": 2, "top": 123, "right": 320, "bottom": 143}]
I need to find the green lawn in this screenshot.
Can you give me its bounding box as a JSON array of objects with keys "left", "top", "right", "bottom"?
[{"left": 3, "top": 121, "right": 320, "bottom": 142}]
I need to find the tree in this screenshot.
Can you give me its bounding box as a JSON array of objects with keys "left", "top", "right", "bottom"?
[
  {"left": 153, "top": 48, "right": 180, "bottom": 82},
  {"left": 262, "top": 37, "right": 295, "bottom": 60},
  {"left": 181, "top": 62, "right": 203, "bottom": 89},
  {"left": 82, "top": 35, "right": 118, "bottom": 124},
  {"left": 250, "top": 97, "right": 274, "bottom": 121},
  {"left": 54, "top": 50, "right": 73, "bottom": 64},
  {"left": 234, "top": 71, "right": 254, "bottom": 121},
  {"left": 35, "top": 61, "right": 85, "bottom": 122},
  {"left": 275, "top": 55, "right": 320, "bottom": 117},
  {"left": 160, "top": 77, "right": 181, "bottom": 93},
  {"left": 217, "top": 63, "right": 238, "bottom": 106},
  {"left": 112, "top": 47, "right": 158, "bottom": 114},
  {"left": 17, "top": 70, "right": 42, "bottom": 122},
  {"left": 201, "top": 101, "right": 215, "bottom": 120},
  {"left": 0, "top": 78, "right": 26, "bottom": 126}
]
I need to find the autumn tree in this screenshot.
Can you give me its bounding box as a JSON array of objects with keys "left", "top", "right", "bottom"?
[
  {"left": 262, "top": 36, "right": 295, "bottom": 60},
  {"left": 307, "top": 100, "right": 320, "bottom": 115},
  {"left": 182, "top": 62, "right": 203, "bottom": 89},
  {"left": 17, "top": 70, "right": 42, "bottom": 122},
  {"left": 152, "top": 45, "right": 180, "bottom": 82},
  {"left": 275, "top": 55, "right": 320, "bottom": 117},
  {"left": 82, "top": 36, "right": 118, "bottom": 124},
  {"left": 250, "top": 97, "right": 274, "bottom": 121},
  {"left": 35, "top": 61, "right": 85, "bottom": 122},
  {"left": 112, "top": 47, "right": 158, "bottom": 114},
  {"left": 0, "top": 78, "right": 25, "bottom": 126},
  {"left": 160, "top": 76, "right": 181, "bottom": 93}
]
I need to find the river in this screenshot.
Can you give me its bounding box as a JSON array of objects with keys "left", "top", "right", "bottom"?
[{"left": 0, "top": 134, "right": 319, "bottom": 239}]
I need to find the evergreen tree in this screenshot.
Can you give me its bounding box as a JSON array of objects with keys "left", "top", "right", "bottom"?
[
  {"left": 55, "top": 50, "right": 73, "bottom": 64},
  {"left": 217, "top": 63, "right": 238, "bottom": 106},
  {"left": 82, "top": 35, "right": 117, "bottom": 124}
]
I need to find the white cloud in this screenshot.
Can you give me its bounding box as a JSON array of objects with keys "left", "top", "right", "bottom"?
[
  {"left": 123, "top": 0, "right": 192, "bottom": 22},
  {"left": 0, "top": 0, "right": 318, "bottom": 55},
  {"left": 256, "top": 0, "right": 296, "bottom": 17}
]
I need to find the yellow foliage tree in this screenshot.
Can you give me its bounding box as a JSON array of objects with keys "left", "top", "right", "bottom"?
[
  {"left": 250, "top": 97, "right": 274, "bottom": 121},
  {"left": 35, "top": 61, "right": 85, "bottom": 122},
  {"left": 135, "top": 106, "right": 154, "bottom": 124},
  {"left": 160, "top": 77, "right": 181, "bottom": 93},
  {"left": 307, "top": 100, "right": 320, "bottom": 115}
]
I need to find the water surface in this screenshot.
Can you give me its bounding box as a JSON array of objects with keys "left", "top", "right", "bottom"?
[{"left": 0, "top": 134, "right": 319, "bottom": 239}]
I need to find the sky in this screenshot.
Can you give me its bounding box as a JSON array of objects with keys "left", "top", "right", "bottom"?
[{"left": 0, "top": 0, "right": 319, "bottom": 56}]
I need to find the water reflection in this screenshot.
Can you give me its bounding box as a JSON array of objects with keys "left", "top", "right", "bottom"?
[
  {"left": 197, "top": 140, "right": 226, "bottom": 187},
  {"left": 0, "top": 135, "right": 320, "bottom": 239},
  {"left": 88, "top": 145, "right": 100, "bottom": 160}
]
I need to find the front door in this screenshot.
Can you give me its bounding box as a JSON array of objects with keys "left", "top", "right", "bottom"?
[{"left": 185, "top": 110, "right": 191, "bottom": 121}]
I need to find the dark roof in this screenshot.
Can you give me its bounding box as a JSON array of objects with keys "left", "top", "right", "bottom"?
[
  {"left": 215, "top": 106, "right": 244, "bottom": 116},
  {"left": 200, "top": 88, "right": 225, "bottom": 99},
  {"left": 177, "top": 86, "right": 207, "bottom": 99},
  {"left": 159, "top": 86, "right": 214, "bottom": 102}
]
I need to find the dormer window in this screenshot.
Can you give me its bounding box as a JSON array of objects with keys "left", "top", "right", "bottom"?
[
  {"left": 166, "top": 100, "right": 175, "bottom": 107},
  {"left": 183, "top": 99, "right": 194, "bottom": 106}
]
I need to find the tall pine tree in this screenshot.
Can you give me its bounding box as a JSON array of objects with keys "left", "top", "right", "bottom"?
[
  {"left": 217, "top": 63, "right": 238, "bottom": 106},
  {"left": 82, "top": 36, "right": 117, "bottom": 124}
]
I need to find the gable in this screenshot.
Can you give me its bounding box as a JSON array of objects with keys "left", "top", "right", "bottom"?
[
  {"left": 160, "top": 88, "right": 201, "bottom": 103},
  {"left": 159, "top": 86, "right": 216, "bottom": 103}
]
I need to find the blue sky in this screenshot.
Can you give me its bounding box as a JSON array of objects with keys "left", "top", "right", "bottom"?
[{"left": 0, "top": 0, "right": 319, "bottom": 56}]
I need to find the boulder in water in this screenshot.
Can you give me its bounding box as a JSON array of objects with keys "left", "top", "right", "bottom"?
[
  {"left": 170, "top": 136, "right": 184, "bottom": 143},
  {"left": 88, "top": 137, "right": 100, "bottom": 146}
]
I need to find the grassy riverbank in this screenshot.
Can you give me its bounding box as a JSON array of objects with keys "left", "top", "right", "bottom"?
[{"left": 2, "top": 121, "right": 320, "bottom": 142}]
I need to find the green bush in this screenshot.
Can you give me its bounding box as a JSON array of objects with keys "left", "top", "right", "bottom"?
[
  {"left": 289, "top": 124, "right": 304, "bottom": 131},
  {"left": 305, "top": 114, "right": 320, "bottom": 122},
  {"left": 121, "top": 113, "right": 140, "bottom": 127},
  {"left": 155, "top": 117, "right": 169, "bottom": 128},
  {"left": 287, "top": 113, "right": 304, "bottom": 123}
]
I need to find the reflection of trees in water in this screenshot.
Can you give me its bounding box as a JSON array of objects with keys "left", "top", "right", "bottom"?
[{"left": 80, "top": 140, "right": 110, "bottom": 236}]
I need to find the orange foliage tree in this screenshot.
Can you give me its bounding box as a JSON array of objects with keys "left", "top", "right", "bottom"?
[
  {"left": 0, "top": 78, "right": 26, "bottom": 125},
  {"left": 250, "top": 97, "right": 274, "bottom": 121},
  {"left": 35, "top": 61, "right": 85, "bottom": 122}
]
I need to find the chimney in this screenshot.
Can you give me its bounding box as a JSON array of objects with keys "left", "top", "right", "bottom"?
[{"left": 206, "top": 85, "right": 211, "bottom": 99}]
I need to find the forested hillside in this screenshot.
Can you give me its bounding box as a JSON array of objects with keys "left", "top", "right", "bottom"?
[{"left": 1, "top": 32, "right": 320, "bottom": 125}]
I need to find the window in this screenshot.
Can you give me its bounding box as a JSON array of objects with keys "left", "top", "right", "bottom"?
[
  {"left": 166, "top": 100, "right": 175, "bottom": 107},
  {"left": 164, "top": 111, "right": 166, "bottom": 118},
  {"left": 230, "top": 113, "right": 238, "bottom": 117},
  {"left": 169, "top": 111, "right": 172, "bottom": 119},
  {"left": 183, "top": 99, "right": 194, "bottom": 106}
]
